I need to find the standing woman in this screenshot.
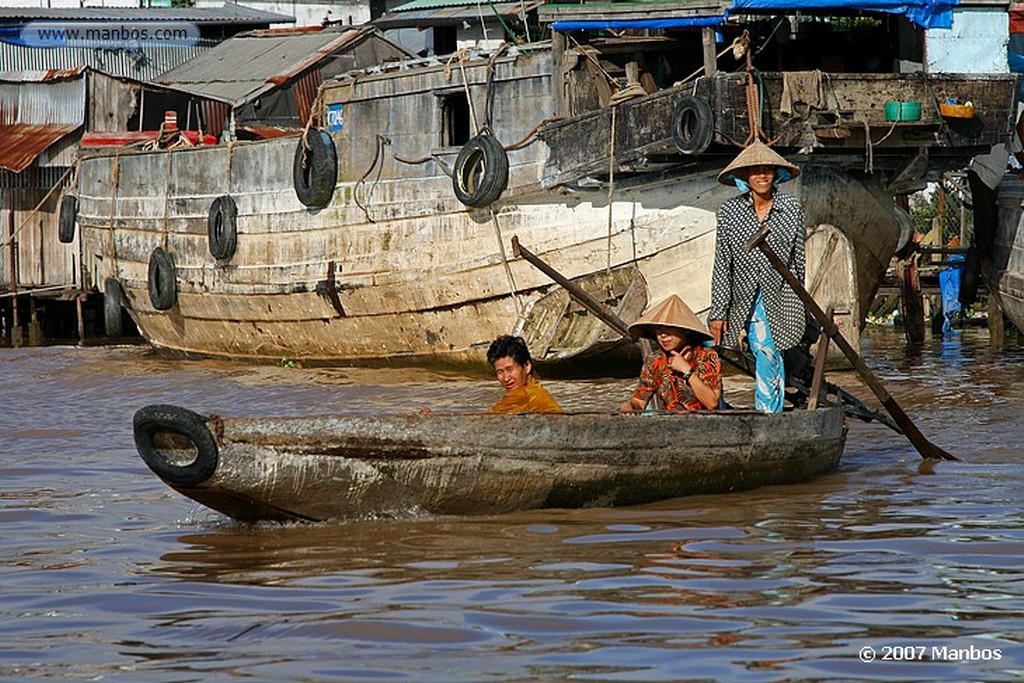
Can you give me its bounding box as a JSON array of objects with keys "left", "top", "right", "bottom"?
[
  {"left": 708, "top": 141, "right": 807, "bottom": 413},
  {"left": 619, "top": 295, "right": 722, "bottom": 412}
]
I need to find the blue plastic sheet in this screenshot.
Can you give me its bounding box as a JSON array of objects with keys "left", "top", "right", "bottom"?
[
  {"left": 939, "top": 253, "right": 964, "bottom": 336},
  {"left": 552, "top": 0, "right": 957, "bottom": 32},
  {"left": 730, "top": 0, "right": 956, "bottom": 29}
]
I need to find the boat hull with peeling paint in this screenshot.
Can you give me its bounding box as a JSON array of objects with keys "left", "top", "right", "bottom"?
[{"left": 133, "top": 404, "right": 847, "bottom": 523}]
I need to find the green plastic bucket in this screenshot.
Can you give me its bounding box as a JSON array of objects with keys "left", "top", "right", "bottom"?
[{"left": 884, "top": 100, "right": 921, "bottom": 122}]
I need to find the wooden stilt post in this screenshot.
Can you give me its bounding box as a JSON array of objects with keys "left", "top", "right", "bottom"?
[
  {"left": 988, "top": 292, "right": 1005, "bottom": 345},
  {"left": 76, "top": 293, "right": 86, "bottom": 345},
  {"left": 27, "top": 295, "right": 41, "bottom": 346},
  {"left": 897, "top": 252, "right": 925, "bottom": 344}
]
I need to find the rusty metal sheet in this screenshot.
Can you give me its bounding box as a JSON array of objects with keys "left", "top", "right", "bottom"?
[{"left": 0, "top": 123, "right": 80, "bottom": 173}]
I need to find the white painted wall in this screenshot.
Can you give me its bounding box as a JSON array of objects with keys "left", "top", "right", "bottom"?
[
  {"left": 193, "top": 0, "right": 370, "bottom": 29},
  {"left": 927, "top": 8, "right": 1009, "bottom": 73}
]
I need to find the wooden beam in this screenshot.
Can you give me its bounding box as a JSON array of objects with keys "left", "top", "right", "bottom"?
[{"left": 702, "top": 27, "right": 718, "bottom": 77}]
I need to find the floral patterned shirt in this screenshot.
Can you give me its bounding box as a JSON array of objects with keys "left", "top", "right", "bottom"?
[{"left": 630, "top": 345, "right": 722, "bottom": 411}]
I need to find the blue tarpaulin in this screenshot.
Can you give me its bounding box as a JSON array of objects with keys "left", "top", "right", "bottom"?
[
  {"left": 731, "top": 0, "right": 955, "bottom": 29},
  {"left": 552, "top": 0, "right": 958, "bottom": 32},
  {"left": 939, "top": 252, "right": 965, "bottom": 336}
]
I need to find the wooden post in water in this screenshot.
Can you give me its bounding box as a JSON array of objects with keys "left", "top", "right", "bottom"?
[
  {"left": 988, "top": 292, "right": 1006, "bottom": 345},
  {"left": 897, "top": 252, "right": 925, "bottom": 344},
  {"left": 76, "top": 294, "right": 86, "bottom": 345},
  {"left": 745, "top": 225, "right": 957, "bottom": 461}
]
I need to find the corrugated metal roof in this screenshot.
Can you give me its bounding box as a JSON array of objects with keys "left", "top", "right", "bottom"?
[
  {"left": 0, "top": 76, "right": 86, "bottom": 126},
  {"left": 0, "top": 67, "right": 87, "bottom": 83},
  {"left": 154, "top": 27, "right": 365, "bottom": 105},
  {"left": 0, "top": 5, "right": 295, "bottom": 24},
  {"left": 0, "top": 123, "right": 80, "bottom": 173},
  {"left": 0, "top": 41, "right": 211, "bottom": 81},
  {"left": 375, "top": 1, "right": 543, "bottom": 27},
  {"left": 391, "top": 0, "right": 530, "bottom": 10}
]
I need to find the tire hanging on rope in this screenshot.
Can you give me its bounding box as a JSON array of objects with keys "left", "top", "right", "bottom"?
[
  {"left": 671, "top": 95, "right": 715, "bottom": 155},
  {"left": 207, "top": 194, "right": 238, "bottom": 261},
  {"left": 452, "top": 130, "right": 508, "bottom": 208},
  {"left": 293, "top": 130, "right": 338, "bottom": 209},
  {"left": 58, "top": 194, "right": 77, "bottom": 243},
  {"left": 147, "top": 247, "right": 177, "bottom": 311},
  {"left": 103, "top": 277, "right": 124, "bottom": 337}
]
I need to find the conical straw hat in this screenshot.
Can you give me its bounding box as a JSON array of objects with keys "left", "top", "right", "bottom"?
[
  {"left": 627, "top": 294, "right": 712, "bottom": 342},
  {"left": 717, "top": 140, "right": 800, "bottom": 186}
]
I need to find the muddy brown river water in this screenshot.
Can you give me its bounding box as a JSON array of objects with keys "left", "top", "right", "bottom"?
[{"left": 2, "top": 326, "right": 1022, "bottom": 681}]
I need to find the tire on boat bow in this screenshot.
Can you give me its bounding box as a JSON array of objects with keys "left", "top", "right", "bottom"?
[
  {"left": 103, "top": 277, "right": 124, "bottom": 337},
  {"left": 452, "top": 130, "right": 508, "bottom": 207},
  {"left": 147, "top": 247, "right": 177, "bottom": 311},
  {"left": 58, "top": 194, "right": 77, "bottom": 243},
  {"left": 671, "top": 95, "right": 714, "bottom": 155},
  {"left": 134, "top": 404, "right": 219, "bottom": 488},
  {"left": 293, "top": 130, "right": 337, "bottom": 209},
  {"left": 207, "top": 194, "right": 238, "bottom": 261}
]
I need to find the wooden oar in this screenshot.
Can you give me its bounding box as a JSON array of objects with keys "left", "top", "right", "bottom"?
[
  {"left": 512, "top": 235, "right": 902, "bottom": 429},
  {"left": 510, "top": 236, "right": 632, "bottom": 338},
  {"left": 744, "top": 224, "right": 957, "bottom": 461}
]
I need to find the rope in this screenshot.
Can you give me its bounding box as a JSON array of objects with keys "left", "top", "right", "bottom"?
[
  {"left": 606, "top": 105, "right": 616, "bottom": 274},
  {"left": 110, "top": 154, "right": 122, "bottom": 277},
  {"left": 297, "top": 90, "right": 328, "bottom": 179},
  {"left": 489, "top": 208, "right": 524, "bottom": 316},
  {"left": 0, "top": 165, "right": 74, "bottom": 251},
  {"left": 445, "top": 49, "right": 480, "bottom": 136},
  {"left": 162, "top": 151, "right": 172, "bottom": 249},
  {"left": 672, "top": 35, "right": 748, "bottom": 88},
  {"left": 483, "top": 43, "right": 510, "bottom": 131},
  {"left": 354, "top": 135, "right": 390, "bottom": 224},
  {"left": 740, "top": 31, "right": 764, "bottom": 145}
]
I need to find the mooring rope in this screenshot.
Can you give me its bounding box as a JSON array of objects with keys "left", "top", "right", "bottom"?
[
  {"left": 606, "top": 105, "right": 616, "bottom": 274},
  {"left": 489, "top": 208, "right": 524, "bottom": 316},
  {"left": 445, "top": 49, "right": 480, "bottom": 136},
  {"left": 354, "top": 135, "right": 390, "bottom": 224}
]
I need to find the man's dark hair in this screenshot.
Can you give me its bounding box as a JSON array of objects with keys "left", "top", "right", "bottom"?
[{"left": 487, "top": 335, "right": 532, "bottom": 366}]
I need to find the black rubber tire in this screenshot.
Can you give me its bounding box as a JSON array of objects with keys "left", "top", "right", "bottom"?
[
  {"left": 207, "top": 194, "right": 238, "bottom": 261},
  {"left": 58, "top": 195, "right": 77, "bottom": 243},
  {"left": 293, "top": 130, "right": 337, "bottom": 208},
  {"left": 959, "top": 244, "right": 980, "bottom": 308},
  {"left": 452, "top": 131, "right": 509, "bottom": 208},
  {"left": 103, "top": 277, "right": 124, "bottom": 337},
  {"left": 134, "top": 404, "right": 218, "bottom": 488},
  {"left": 671, "top": 95, "right": 714, "bottom": 155},
  {"left": 148, "top": 247, "right": 177, "bottom": 311}
]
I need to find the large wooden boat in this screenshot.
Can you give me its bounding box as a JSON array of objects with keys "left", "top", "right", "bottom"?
[
  {"left": 133, "top": 404, "right": 847, "bottom": 522},
  {"left": 987, "top": 177, "right": 1024, "bottom": 329},
  {"left": 72, "top": 12, "right": 1019, "bottom": 368}
]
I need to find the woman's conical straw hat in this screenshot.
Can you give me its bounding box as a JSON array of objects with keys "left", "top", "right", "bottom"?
[
  {"left": 717, "top": 139, "right": 800, "bottom": 186},
  {"left": 627, "top": 294, "right": 712, "bottom": 342}
]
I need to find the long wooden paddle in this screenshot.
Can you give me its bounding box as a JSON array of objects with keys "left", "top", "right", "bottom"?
[
  {"left": 744, "top": 224, "right": 957, "bottom": 461},
  {"left": 510, "top": 235, "right": 898, "bottom": 429}
]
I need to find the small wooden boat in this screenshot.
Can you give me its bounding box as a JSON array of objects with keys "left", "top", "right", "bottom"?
[{"left": 133, "top": 404, "right": 847, "bottom": 523}]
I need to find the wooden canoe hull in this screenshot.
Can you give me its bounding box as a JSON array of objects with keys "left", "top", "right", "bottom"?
[{"left": 135, "top": 405, "right": 847, "bottom": 522}]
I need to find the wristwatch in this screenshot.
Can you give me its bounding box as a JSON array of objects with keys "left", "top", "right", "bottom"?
[{"left": 681, "top": 368, "right": 694, "bottom": 383}]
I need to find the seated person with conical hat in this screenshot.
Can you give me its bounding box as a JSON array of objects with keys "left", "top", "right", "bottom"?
[{"left": 619, "top": 295, "right": 722, "bottom": 412}]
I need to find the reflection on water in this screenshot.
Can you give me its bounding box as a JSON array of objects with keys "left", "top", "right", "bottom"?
[{"left": 2, "top": 327, "right": 1023, "bottom": 681}]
